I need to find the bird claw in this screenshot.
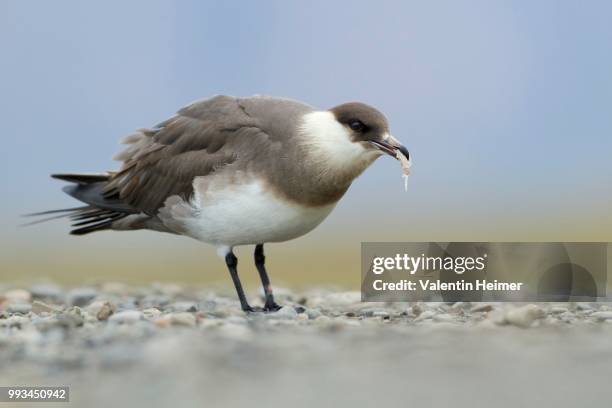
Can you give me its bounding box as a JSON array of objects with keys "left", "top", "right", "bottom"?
[
  {"left": 242, "top": 305, "right": 263, "bottom": 313},
  {"left": 242, "top": 302, "right": 282, "bottom": 313},
  {"left": 263, "top": 302, "right": 282, "bottom": 312}
]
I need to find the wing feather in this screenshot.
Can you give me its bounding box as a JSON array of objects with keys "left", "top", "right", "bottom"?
[{"left": 105, "top": 96, "right": 259, "bottom": 215}]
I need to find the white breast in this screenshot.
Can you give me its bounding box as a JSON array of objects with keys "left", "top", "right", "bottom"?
[{"left": 159, "top": 176, "right": 336, "bottom": 248}]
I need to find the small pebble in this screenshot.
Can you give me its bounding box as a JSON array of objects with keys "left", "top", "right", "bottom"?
[
  {"left": 63, "top": 306, "right": 85, "bottom": 327},
  {"left": 4, "top": 289, "right": 31, "bottom": 303},
  {"left": 451, "top": 302, "right": 469, "bottom": 310},
  {"left": 558, "top": 311, "right": 576, "bottom": 323},
  {"left": 169, "top": 313, "right": 197, "bottom": 327},
  {"left": 591, "top": 311, "right": 612, "bottom": 321},
  {"left": 30, "top": 284, "right": 63, "bottom": 301},
  {"left": 142, "top": 308, "right": 162, "bottom": 320},
  {"left": 575, "top": 303, "right": 593, "bottom": 311},
  {"left": 96, "top": 302, "right": 115, "bottom": 321},
  {"left": 306, "top": 308, "right": 322, "bottom": 319},
  {"left": 504, "top": 305, "right": 545, "bottom": 328},
  {"left": 8, "top": 303, "right": 32, "bottom": 314},
  {"left": 86, "top": 300, "right": 116, "bottom": 321},
  {"left": 109, "top": 310, "right": 143, "bottom": 324},
  {"left": 168, "top": 302, "right": 198, "bottom": 313},
  {"left": 314, "top": 315, "right": 331, "bottom": 323},
  {"left": 31, "top": 300, "right": 61, "bottom": 314},
  {"left": 67, "top": 288, "right": 97, "bottom": 307},
  {"left": 55, "top": 313, "right": 84, "bottom": 329},
  {"left": 471, "top": 304, "right": 494, "bottom": 313},
  {"left": 272, "top": 306, "right": 298, "bottom": 319},
  {"left": 549, "top": 306, "right": 568, "bottom": 314},
  {"left": 415, "top": 310, "right": 435, "bottom": 321}
]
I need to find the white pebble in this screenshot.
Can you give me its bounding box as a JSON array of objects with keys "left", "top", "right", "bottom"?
[
  {"left": 591, "top": 311, "right": 612, "bottom": 321},
  {"left": 504, "top": 305, "right": 545, "bottom": 328},
  {"left": 415, "top": 310, "right": 435, "bottom": 321},
  {"left": 273, "top": 306, "right": 298, "bottom": 319},
  {"left": 142, "top": 308, "right": 162, "bottom": 320},
  {"left": 86, "top": 300, "right": 115, "bottom": 321},
  {"left": 314, "top": 315, "right": 331, "bottom": 323},
  {"left": 109, "top": 310, "right": 143, "bottom": 324},
  {"left": 470, "top": 304, "right": 494, "bottom": 313},
  {"left": 31, "top": 300, "right": 61, "bottom": 314},
  {"left": 169, "top": 312, "right": 197, "bottom": 327},
  {"left": 4, "top": 289, "right": 31, "bottom": 303},
  {"left": 8, "top": 303, "right": 32, "bottom": 314}
]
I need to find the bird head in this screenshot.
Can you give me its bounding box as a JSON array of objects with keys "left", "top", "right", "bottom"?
[
  {"left": 298, "top": 102, "right": 410, "bottom": 183},
  {"left": 330, "top": 102, "right": 409, "bottom": 163}
]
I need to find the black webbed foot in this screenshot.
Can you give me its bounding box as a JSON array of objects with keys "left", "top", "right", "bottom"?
[
  {"left": 263, "top": 302, "right": 282, "bottom": 312},
  {"left": 243, "top": 305, "right": 263, "bottom": 313}
]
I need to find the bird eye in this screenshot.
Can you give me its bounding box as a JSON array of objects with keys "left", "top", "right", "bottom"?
[{"left": 348, "top": 120, "right": 366, "bottom": 132}]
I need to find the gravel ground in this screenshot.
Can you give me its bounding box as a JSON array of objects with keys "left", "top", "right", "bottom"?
[{"left": 1, "top": 283, "right": 612, "bottom": 408}]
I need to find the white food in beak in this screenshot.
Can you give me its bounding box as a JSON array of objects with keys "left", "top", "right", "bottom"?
[{"left": 396, "top": 150, "right": 412, "bottom": 192}]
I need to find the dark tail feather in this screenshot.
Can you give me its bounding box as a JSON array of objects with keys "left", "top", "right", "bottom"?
[
  {"left": 23, "top": 206, "right": 90, "bottom": 217},
  {"left": 20, "top": 206, "right": 91, "bottom": 226},
  {"left": 23, "top": 206, "right": 128, "bottom": 235},
  {"left": 51, "top": 173, "right": 110, "bottom": 184},
  {"left": 69, "top": 212, "right": 127, "bottom": 235},
  {"left": 21, "top": 212, "right": 81, "bottom": 227},
  {"left": 31, "top": 172, "right": 135, "bottom": 235}
]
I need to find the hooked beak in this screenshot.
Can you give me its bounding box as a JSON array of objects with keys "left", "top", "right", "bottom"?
[{"left": 369, "top": 135, "right": 410, "bottom": 162}]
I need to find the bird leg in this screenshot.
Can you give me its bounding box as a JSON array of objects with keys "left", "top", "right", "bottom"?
[
  {"left": 225, "top": 252, "right": 258, "bottom": 313},
  {"left": 254, "top": 244, "right": 281, "bottom": 312}
]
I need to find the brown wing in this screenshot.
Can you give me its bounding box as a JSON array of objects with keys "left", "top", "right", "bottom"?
[{"left": 102, "top": 96, "right": 262, "bottom": 215}]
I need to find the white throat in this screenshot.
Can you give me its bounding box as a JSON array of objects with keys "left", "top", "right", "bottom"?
[{"left": 298, "top": 111, "right": 379, "bottom": 178}]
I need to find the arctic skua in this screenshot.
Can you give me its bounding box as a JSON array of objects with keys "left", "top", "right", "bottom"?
[{"left": 40, "top": 95, "right": 410, "bottom": 312}]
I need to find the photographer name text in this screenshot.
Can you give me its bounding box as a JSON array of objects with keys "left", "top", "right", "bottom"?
[{"left": 372, "top": 279, "right": 524, "bottom": 292}]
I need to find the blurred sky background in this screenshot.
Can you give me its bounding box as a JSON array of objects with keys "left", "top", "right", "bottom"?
[{"left": 1, "top": 0, "right": 611, "bottom": 289}]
